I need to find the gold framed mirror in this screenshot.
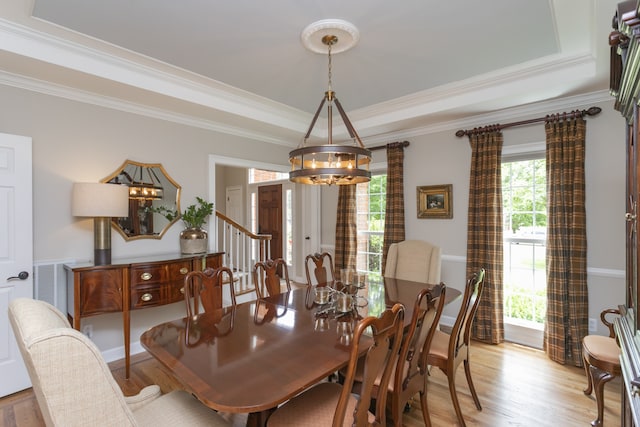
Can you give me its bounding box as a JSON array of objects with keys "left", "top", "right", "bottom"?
[{"left": 102, "top": 160, "right": 181, "bottom": 240}]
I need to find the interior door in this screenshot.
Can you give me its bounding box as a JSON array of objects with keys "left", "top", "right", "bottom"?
[
  {"left": 258, "top": 184, "right": 282, "bottom": 263},
  {"left": 0, "top": 132, "right": 33, "bottom": 397}
]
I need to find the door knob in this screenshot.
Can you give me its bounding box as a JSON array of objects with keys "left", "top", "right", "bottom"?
[{"left": 7, "top": 271, "right": 29, "bottom": 281}]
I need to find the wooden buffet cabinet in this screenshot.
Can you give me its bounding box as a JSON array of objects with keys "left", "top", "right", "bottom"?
[
  {"left": 65, "top": 252, "right": 223, "bottom": 378},
  {"left": 611, "top": 2, "right": 640, "bottom": 425}
]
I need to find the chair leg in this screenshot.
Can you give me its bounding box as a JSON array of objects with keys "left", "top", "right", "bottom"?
[
  {"left": 419, "top": 390, "right": 432, "bottom": 427},
  {"left": 583, "top": 354, "right": 593, "bottom": 396},
  {"left": 463, "top": 359, "right": 482, "bottom": 410},
  {"left": 447, "top": 370, "right": 467, "bottom": 427},
  {"left": 587, "top": 364, "right": 616, "bottom": 427}
]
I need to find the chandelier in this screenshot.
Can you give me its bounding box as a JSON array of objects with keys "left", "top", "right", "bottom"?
[{"left": 289, "top": 21, "right": 371, "bottom": 185}]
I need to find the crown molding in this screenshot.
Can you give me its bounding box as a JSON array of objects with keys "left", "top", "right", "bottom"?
[
  {"left": 0, "top": 16, "right": 611, "bottom": 149},
  {"left": 0, "top": 18, "right": 310, "bottom": 133}
]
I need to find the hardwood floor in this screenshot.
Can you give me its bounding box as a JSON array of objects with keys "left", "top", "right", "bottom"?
[{"left": 0, "top": 340, "right": 620, "bottom": 426}]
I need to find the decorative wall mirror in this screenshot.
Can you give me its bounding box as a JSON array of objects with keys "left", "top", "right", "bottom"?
[{"left": 102, "top": 160, "right": 181, "bottom": 240}]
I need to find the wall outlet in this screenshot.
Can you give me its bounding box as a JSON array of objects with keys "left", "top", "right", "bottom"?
[
  {"left": 588, "top": 318, "right": 597, "bottom": 333},
  {"left": 82, "top": 324, "right": 93, "bottom": 338}
]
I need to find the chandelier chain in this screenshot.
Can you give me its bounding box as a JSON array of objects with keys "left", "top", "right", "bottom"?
[{"left": 327, "top": 41, "right": 332, "bottom": 92}]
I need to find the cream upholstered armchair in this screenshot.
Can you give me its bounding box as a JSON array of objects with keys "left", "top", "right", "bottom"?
[
  {"left": 8, "top": 298, "right": 230, "bottom": 427},
  {"left": 384, "top": 240, "right": 442, "bottom": 283}
]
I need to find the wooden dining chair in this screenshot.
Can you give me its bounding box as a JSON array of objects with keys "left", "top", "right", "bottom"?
[
  {"left": 183, "top": 266, "right": 236, "bottom": 317},
  {"left": 426, "top": 268, "right": 485, "bottom": 427},
  {"left": 305, "top": 252, "right": 336, "bottom": 287},
  {"left": 253, "top": 258, "right": 291, "bottom": 299},
  {"left": 387, "top": 283, "right": 447, "bottom": 426},
  {"left": 582, "top": 308, "right": 621, "bottom": 427},
  {"left": 340, "top": 283, "right": 447, "bottom": 426},
  {"left": 266, "top": 304, "right": 406, "bottom": 427}
]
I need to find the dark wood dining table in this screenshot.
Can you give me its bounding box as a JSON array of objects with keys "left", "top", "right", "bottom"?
[{"left": 139, "top": 277, "right": 461, "bottom": 426}]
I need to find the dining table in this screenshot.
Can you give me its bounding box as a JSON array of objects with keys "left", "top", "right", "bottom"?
[{"left": 139, "top": 276, "right": 461, "bottom": 426}]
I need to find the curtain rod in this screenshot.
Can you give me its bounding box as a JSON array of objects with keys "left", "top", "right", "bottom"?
[
  {"left": 368, "top": 140, "right": 410, "bottom": 151},
  {"left": 454, "top": 106, "right": 602, "bottom": 137}
]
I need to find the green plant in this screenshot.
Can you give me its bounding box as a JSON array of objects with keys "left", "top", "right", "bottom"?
[{"left": 148, "top": 196, "right": 213, "bottom": 229}]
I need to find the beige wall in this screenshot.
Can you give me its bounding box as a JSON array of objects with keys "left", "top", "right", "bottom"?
[
  {"left": 0, "top": 80, "right": 626, "bottom": 352},
  {"left": 321, "top": 99, "right": 627, "bottom": 328},
  {"left": 0, "top": 84, "right": 291, "bottom": 354}
]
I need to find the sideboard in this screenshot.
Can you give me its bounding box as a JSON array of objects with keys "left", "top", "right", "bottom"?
[{"left": 65, "top": 251, "right": 223, "bottom": 378}]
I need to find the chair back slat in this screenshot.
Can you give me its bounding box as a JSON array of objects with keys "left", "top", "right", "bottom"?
[
  {"left": 184, "top": 267, "right": 237, "bottom": 317},
  {"left": 305, "top": 252, "right": 335, "bottom": 287},
  {"left": 253, "top": 258, "right": 291, "bottom": 299},
  {"left": 452, "top": 269, "right": 485, "bottom": 356},
  {"left": 336, "top": 303, "right": 405, "bottom": 427}
]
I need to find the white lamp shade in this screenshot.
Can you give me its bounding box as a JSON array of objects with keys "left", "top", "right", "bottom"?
[{"left": 72, "top": 183, "right": 129, "bottom": 217}]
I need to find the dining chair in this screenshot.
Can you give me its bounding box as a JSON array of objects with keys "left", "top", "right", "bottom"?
[
  {"left": 253, "top": 258, "right": 291, "bottom": 299},
  {"left": 266, "top": 303, "right": 406, "bottom": 427},
  {"left": 388, "top": 283, "right": 447, "bottom": 426},
  {"left": 582, "top": 308, "right": 621, "bottom": 427},
  {"left": 8, "top": 298, "right": 230, "bottom": 427},
  {"left": 426, "top": 268, "right": 485, "bottom": 427},
  {"left": 384, "top": 240, "right": 441, "bottom": 283},
  {"left": 340, "top": 283, "right": 447, "bottom": 426},
  {"left": 305, "top": 252, "right": 336, "bottom": 287},
  {"left": 184, "top": 266, "right": 237, "bottom": 317}
]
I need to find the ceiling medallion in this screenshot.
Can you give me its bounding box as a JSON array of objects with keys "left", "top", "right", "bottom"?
[{"left": 289, "top": 20, "right": 371, "bottom": 186}]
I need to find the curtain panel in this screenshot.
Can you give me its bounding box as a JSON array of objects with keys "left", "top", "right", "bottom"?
[
  {"left": 543, "top": 116, "right": 588, "bottom": 366},
  {"left": 382, "top": 145, "right": 406, "bottom": 275},
  {"left": 335, "top": 185, "right": 357, "bottom": 271},
  {"left": 467, "top": 130, "right": 504, "bottom": 344}
]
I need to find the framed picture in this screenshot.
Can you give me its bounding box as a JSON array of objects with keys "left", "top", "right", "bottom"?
[{"left": 417, "top": 184, "right": 453, "bottom": 219}]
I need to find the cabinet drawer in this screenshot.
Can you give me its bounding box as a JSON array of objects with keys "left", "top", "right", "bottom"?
[
  {"left": 166, "top": 261, "right": 192, "bottom": 303},
  {"left": 130, "top": 284, "right": 165, "bottom": 309},
  {"left": 130, "top": 264, "right": 168, "bottom": 286}
]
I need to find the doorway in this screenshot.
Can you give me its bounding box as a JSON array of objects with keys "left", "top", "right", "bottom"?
[{"left": 258, "top": 184, "right": 283, "bottom": 263}]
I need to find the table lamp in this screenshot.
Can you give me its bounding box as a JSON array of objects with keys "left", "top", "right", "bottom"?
[{"left": 72, "top": 182, "right": 129, "bottom": 265}]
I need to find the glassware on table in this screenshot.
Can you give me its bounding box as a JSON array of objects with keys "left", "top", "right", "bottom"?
[
  {"left": 340, "top": 268, "right": 355, "bottom": 285},
  {"left": 314, "top": 286, "right": 332, "bottom": 305},
  {"left": 335, "top": 291, "right": 354, "bottom": 313},
  {"left": 356, "top": 273, "right": 367, "bottom": 289}
]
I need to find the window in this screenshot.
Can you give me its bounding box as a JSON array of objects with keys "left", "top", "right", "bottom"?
[
  {"left": 356, "top": 175, "right": 386, "bottom": 281},
  {"left": 502, "top": 158, "right": 546, "bottom": 329}
]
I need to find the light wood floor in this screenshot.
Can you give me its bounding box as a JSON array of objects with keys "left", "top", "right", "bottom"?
[{"left": 0, "top": 340, "right": 620, "bottom": 426}]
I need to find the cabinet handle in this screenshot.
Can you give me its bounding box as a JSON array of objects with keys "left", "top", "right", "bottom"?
[
  {"left": 180, "top": 267, "right": 188, "bottom": 275},
  {"left": 180, "top": 287, "right": 185, "bottom": 294},
  {"left": 140, "top": 272, "right": 152, "bottom": 281},
  {"left": 141, "top": 293, "right": 153, "bottom": 302}
]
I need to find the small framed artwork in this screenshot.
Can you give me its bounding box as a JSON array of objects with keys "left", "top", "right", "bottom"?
[{"left": 417, "top": 184, "right": 453, "bottom": 219}]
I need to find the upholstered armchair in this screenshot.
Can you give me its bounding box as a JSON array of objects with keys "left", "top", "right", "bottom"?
[
  {"left": 8, "top": 298, "right": 230, "bottom": 427},
  {"left": 384, "top": 240, "right": 442, "bottom": 283}
]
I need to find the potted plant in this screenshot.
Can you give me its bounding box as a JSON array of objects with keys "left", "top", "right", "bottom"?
[{"left": 149, "top": 196, "right": 214, "bottom": 254}]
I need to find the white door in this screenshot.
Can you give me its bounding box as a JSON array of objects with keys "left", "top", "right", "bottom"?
[
  {"left": 226, "top": 185, "right": 243, "bottom": 223},
  {"left": 0, "top": 132, "right": 33, "bottom": 397}
]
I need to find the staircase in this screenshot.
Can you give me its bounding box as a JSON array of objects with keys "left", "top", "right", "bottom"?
[{"left": 212, "top": 210, "right": 271, "bottom": 299}]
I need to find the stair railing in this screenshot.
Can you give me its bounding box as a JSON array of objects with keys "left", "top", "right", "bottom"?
[{"left": 212, "top": 210, "right": 271, "bottom": 296}]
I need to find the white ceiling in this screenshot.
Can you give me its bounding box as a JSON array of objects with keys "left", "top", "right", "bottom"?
[{"left": 0, "top": 0, "right": 619, "bottom": 147}]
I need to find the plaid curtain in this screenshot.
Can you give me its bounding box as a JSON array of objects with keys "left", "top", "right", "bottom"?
[
  {"left": 382, "top": 145, "right": 406, "bottom": 274},
  {"left": 543, "top": 115, "right": 588, "bottom": 367},
  {"left": 467, "top": 130, "right": 504, "bottom": 344},
  {"left": 335, "top": 185, "right": 357, "bottom": 271}
]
